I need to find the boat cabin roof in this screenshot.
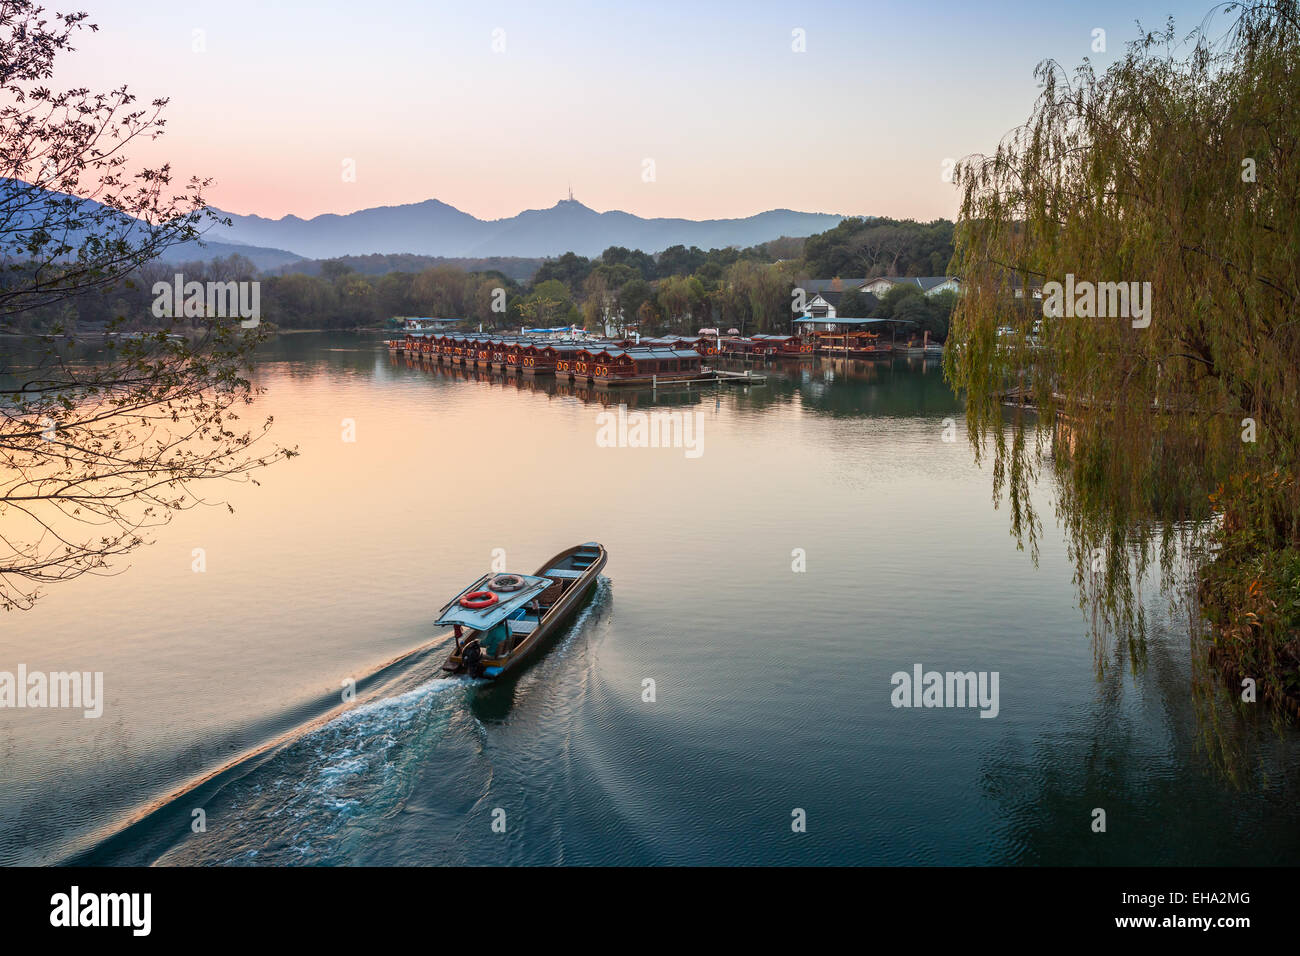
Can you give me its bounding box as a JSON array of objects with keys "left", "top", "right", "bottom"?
[
  {"left": 624, "top": 348, "right": 702, "bottom": 360},
  {"left": 435, "top": 573, "right": 553, "bottom": 630}
]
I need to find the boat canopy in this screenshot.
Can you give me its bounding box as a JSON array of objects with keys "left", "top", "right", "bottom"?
[{"left": 435, "top": 573, "right": 553, "bottom": 630}]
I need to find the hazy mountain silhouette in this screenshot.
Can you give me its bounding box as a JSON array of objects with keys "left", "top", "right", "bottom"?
[
  {"left": 158, "top": 236, "right": 303, "bottom": 270},
  {"left": 4, "top": 181, "right": 844, "bottom": 266},
  {"left": 0, "top": 178, "right": 303, "bottom": 270},
  {"left": 213, "top": 197, "right": 846, "bottom": 259}
]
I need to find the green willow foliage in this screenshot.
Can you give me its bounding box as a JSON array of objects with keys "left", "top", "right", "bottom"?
[{"left": 945, "top": 2, "right": 1300, "bottom": 711}]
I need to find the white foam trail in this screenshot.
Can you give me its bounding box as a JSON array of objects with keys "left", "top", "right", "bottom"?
[
  {"left": 161, "top": 581, "right": 611, "bottom": 864},
  {"left": 324, "top": 675, "right": 476, "bottom": 732},
  {"left": 543, "top": 577, "right": 611, "bottom": 663}
]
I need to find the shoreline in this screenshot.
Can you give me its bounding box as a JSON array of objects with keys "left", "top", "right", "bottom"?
[{"left": 0, "top": 326, "right": 389, "bottom": 338}]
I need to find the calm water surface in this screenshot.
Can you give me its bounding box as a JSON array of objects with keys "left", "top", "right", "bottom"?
[{"left": 3, "top": 332, "right": 1297, "bottom": 865}]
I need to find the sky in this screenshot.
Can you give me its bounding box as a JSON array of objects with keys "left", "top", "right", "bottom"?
[{"left": 57, "top": 0, "right": 1226, "bottom": 223}]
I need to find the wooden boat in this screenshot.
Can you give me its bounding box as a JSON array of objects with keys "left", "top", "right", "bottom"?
[{"left": 438, "top": 543, "right": 607, "bottom": 680}]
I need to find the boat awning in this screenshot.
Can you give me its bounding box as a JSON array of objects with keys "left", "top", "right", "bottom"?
[{"left": 435, "top": 574, "right": 552, "bottom": 630}]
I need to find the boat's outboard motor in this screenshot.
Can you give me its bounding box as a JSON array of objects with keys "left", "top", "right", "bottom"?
[{"left": 462, "top": 638, "right": 484, "bottom": 678}]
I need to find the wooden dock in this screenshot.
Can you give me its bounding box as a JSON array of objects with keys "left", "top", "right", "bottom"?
[
  {"left": 387, "top": 346, "right": 766, "bottom": 388},
  {"left": 711, "top": 369, "right": 767, "bottom": 384}
]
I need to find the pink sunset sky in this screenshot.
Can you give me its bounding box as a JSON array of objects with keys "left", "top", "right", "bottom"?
[{"left": 58, "top": 0, "right": 1220, "bottom": 223}]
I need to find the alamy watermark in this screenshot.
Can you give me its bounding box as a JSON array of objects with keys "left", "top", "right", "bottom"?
[
  {"left": 1042, "top": 274, "right": 1151, "bottom": 328},
  {"left": 50, "top": 886, "right": 150, "bottom": 936},
  {"left": 151, "top": 273, "right": 260, "bottom": 328},
  {"left": 595, "top": 405, "right": 704, "bottom": 459},
  {"left": 890, "top": 663, "right": 1000, "bottom": 718},
  {"left": 0, "top": 665, "right": 103, "bottom": 717}
]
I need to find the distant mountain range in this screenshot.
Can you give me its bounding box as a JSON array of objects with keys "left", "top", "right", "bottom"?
[
  {"left": 0, "top": 178, "right": 305, "bottom": 271},
  {"left": 210, "top": 198, "right": 847, "bottom": 260},
  {"left": 3, "top": 180, "right": 849, "bottom": 271},
  {"left": 159, "top": 237, "right": 304, "bottom": 270}
]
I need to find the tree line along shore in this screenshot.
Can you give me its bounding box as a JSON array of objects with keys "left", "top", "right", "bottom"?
[{"left": 2, "top": 216, "right": 957, "bottom": 340}]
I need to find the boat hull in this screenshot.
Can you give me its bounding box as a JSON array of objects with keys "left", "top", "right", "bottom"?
[{"left": 441, "top": 543, "right": 606, "bottom": 680}]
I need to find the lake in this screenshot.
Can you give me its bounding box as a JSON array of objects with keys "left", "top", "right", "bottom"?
[{"left": 3, "top": 331, "right": 1298, "bottom": 866}]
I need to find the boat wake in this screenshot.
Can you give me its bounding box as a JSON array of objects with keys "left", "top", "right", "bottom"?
[
  {"left": 154, "top": 674, "right": 479, "bottom": 865},
  {"left": 75, "top": 576, "right": 614, "bottom": 866}
]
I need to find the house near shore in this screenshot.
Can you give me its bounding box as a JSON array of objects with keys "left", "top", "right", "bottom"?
[
  {"left": 400, "top": 316, "right": 460, "bottom": 331},
  {"left": 794, "top": 276, "right": 960, "bottom": 320},
  {"left": 803, "top": 292, "right": 839, "bottom": 319},
  {"left": 859, "top": 276, "right": 961, "bottom": 297},
  {"left": 793, "top": 278, "right": 877, "bottom": 320},
  {"left": 793, "top": 315, "right": 894, "bottom": 335}
]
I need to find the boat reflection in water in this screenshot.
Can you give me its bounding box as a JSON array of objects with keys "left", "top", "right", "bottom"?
[
  {"left": 392, "top": 350, "right": 726, "bottom": 408},
  {"left": 388, "top": 348, "right": 944, "bottom": 413}
]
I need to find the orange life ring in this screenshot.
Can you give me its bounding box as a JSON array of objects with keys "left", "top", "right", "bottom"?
[{"left": 460, "top": 590, "right": 499, "bottom": 610}]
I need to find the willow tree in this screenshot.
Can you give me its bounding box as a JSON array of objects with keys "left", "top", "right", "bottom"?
[
  {"left": 0, "top": 3, "right": 294, "bottom": 611},
  {"left": 945, "top": 2, "right": 1300, "bottom": 714}
]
